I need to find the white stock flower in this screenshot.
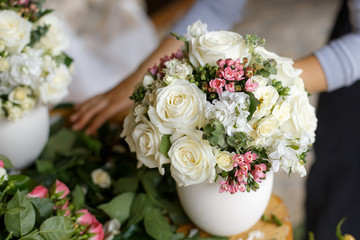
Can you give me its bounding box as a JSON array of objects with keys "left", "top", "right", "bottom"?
[
  {"left": 38, "top": 63, "right": 71, "bottom": 104},
  {"left": 2, "top": 50, "right": 44, "bottom": 88},
  {"left": 163, "top": 59, "right": 192, "bottom": 82},
  {"left": 205, "top": 91, "right": 251, "bottom": 136},
  {"left": 188, "top": 30, "right": 250, "bottom": 68},
  {"left": 0, "top": 10, "right": 32, "bottom": 54},
  {"left": 91, "top": 169, "right": 111, "bottom": 188},
  {"left": 34, "top": 13, "right": 69, "bottom": 55},
  {"left": 215, "top": 150, "right": 234, "bottom": 172},
  {"left": 148, "top": 80, "right": 206, "bottom": 134},
  {"left": 131, "top": 116, "right": 170, "bottom": 175},
  {"left": 281, "top": 90, "right": 317, "bottom": 143},
  {"left": 104, "top": 219, "right": 121, "bottom": 240},
  {"left": 186, "top": 20, "right": 208, "bottom": 39},
  {"left": 169, "top": 130, "right": 216, "bottom": 186}
]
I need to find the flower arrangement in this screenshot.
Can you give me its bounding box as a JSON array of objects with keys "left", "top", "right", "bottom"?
[
  {"left": 0, "top": 0, "right": 72, "bottom": 121},
  {"left": 122, "top": 21, "right": 317, "bottom": 193},
  {"left": 0, "top": 159, "right": 104, "bottom": 239}
]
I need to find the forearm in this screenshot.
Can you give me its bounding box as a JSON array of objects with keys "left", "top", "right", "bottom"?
[{"left": 294, "top": 55, "right": 328, "bottom": 93}]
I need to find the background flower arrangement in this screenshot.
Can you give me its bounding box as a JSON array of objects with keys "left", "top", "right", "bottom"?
[
  {"left": 0, "top": 0, "right": 72, "bottom": 121},
  {"left": 122, "top": 20, "right": 318, "bottom": 193}
]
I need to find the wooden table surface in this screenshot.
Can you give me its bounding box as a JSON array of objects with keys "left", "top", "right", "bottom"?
[{"left": 178, "top": 194, "right": 293, "bottom": 240}]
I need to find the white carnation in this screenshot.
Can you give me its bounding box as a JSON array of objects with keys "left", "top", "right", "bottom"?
[{"left": 163, "top": 59, "right": 192, "bottom": 82}]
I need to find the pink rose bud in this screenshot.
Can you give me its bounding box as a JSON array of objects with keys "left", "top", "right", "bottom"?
[
  {"left": 216, "top": 59, "right": 226, "bottom": 69},
  {"left": 244, "top": 78, "right": 258, "bottom": 92},
  {"left": 225, "top": 58, "right": 235, "bottom": 67},
  {"left": 55, "top": 180, "right": 70, "bottom": 199},
  {"left": 27, "top": 185, "right": 48, "bottom": 198},
  {"left": 76, "top": 209, "right": 96, "bottom": 226},
  {"left": 88, "top": 220, "right": 105, "bottom": 240},
  {"left": 0, "top": 160, "right": 4, "bottom": 168}
]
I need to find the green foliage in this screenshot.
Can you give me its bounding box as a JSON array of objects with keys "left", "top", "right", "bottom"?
[
  {"left": 54, "top": 53, "right": 74, "bottom": 68},
  {"left": 130, "top": 85, "right": 147, "bottom": 103},
  {"left": 98, "top": 192, "right": 135, "bottom": 224},
  {"left": 0, "top": 154, "right": 14, "bottom": 168},
  {"left": 29, "top": 25, "right": 49, "bottom": 47},
  {"left": 202, "top": 118, "right": 226, "bottom": 149},
  {"left": 159, "top": 135, "right": 171, "bottom": 158},
  {"left": 271, "top": 79, "right": 290, "bottom": 96},
  {"left": 171, "top": 32, "right": 189, "bottom": 54},
  {"left": 246, "top": 92, "right": 260, "bottom": 121},
  {"left": 245, "top": 34, "right": 265, "bottom": 53},
  {"left": 38, "top": 216, "right": 74, "bottom": 240}
]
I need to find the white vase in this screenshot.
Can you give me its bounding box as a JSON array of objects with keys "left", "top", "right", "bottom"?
[
  {"left": 0, "top": 105, "right": 49, "bottom": 169},
  {"left": 176, "top": 170, "right": 274, "bottom": 236}
]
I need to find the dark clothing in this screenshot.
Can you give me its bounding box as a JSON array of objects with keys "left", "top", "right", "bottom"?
[{"left": 306, "top": 0, "right": 360, "bottom": 239}]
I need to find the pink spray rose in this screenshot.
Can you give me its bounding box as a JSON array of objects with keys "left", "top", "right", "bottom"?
[
  {"left": 0, "top": 160, "right": 4, "bottom": 168},
  {"left": 88, "top": 219, "right": 105, "bottom": 240},
  {"left": 27, "top": 185, "right": 48, "bottom": 198},
  {"left": 55, "top": 180, "right": 70, "bottom": 199},
  {"left": 76, "top": 209, "right": 96, "bottom": 226}
]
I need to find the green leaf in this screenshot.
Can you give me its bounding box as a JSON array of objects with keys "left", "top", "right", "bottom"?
[
  {"left": 41, "top": 129, "right": 77, "bottom": 159},
  {"left": 98, "top": 192, "right": 135, "bottom": 224},
  {"left": 39, "top": 216, "right": 74, "bottom": 240},
  {"left": 113, "top": 177, "right": 139, "bottom": 194},
  {"left": 159, "top": 135, "right": 171, "bottom": 158},
  {"left": 0, "top": 154, "right": 14, "bottom": 168},
  {"left": 246, "top": 92, "right": 260, "bottom": 121},
  {"left": 35, "top": 160, "right": 55, "bottom": 174},
  {"left": 144, "top": 208, "right": 173, "bottom": 240},
  {"left": 7, "top": 175, "right": 37, "bottom": 195},
  {"left": 76, "top": 132, "right": 102, "bottom": 155},
  {"left": 5, "top": 191, "right": 36, "bottom": 237},
  {"left": 141, "top": 170, "right": 162, "bottom": 198},
  {"left": 126, "top": 193, "right": 152, "bottom": 227},
  {"left": 29, "top": 198, "right": 54, "bottom": 223},
  {"left": 21, "top": 233, "right": 45, "bottom": 240},
  {"left": 71, "top": 185, "right": 85, "bottom": 211},
  {"left": 336, "top": 217, "right": 346, "bottom": 240}
]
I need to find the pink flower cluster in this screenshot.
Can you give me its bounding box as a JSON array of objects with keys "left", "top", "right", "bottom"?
[
  {"left": 219, "top": 151, "right": 267, "bottom": 194},
  {"left": 26, "top": 180, "right": 104, "bottom": 240},
  {"left": 209, "top": 58, "right": 258, "bottom": 95},
  {"left": 148, "top": 49, "right": 184, "bottom": 79}
]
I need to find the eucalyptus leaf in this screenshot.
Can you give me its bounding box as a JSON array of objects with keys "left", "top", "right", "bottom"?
[
  {"left": 5, "top": 191, "right": 36, "bottom": 237},
  {"left": 71, "top": 185, "right": 85, "bottom": 210},
  {"left": 98, "top": 192, "right": 135, "bottom": 224},
  {"left": 126, "top": 193, "right": 152, "bottom": 227},
  {"left": 113, "top": 177, "right": 139, "bottom": 194},
  {"left": 39, "top": 216, "right": 74, "bottom": 240},
  {"left": 144, "top": 208, "right": 174, "bottom": 240}
]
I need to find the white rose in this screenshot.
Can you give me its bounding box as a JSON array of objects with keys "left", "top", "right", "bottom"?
[
  {"left": 0, "top": 167, "right": 8, "bottom": 183},
  {"left": 142, "top": 74, "right": 154, "bottom": 89},
  {"left": 169, "top": 130, "right": 216, "bottom": 186},
  {"left": 0, "top": 10, "right": 32, "bottom": 54},
  {"left": 186, "top": 20, "right": 208, "bottom": 39},
  {"left": 38, "top": 63, "right": 71, "bottom": 104},
  {"left": 91, "top": 169, "right": 111, "bottom": 188},
  {"left": 0, "top": 57, "right": 9, "bottom": 72},
  {"left": 251, "top": 75, "right": 268, "bottom": 87},
  {"left": 215, "top": 150, "right": 234, "bottom": 172},
  {"left": 104, "top": 219, "right": 121, "bottom": 240},
  {"left": 120, "top": 111, "right": 136, "bottom": 152},
  {"left": 281, "top": 91, "right": 317, "bottom": 143},
  {"left": 274, "top": 57, "right": 302, "bottom": 87},
  {"left": 3, "top": 50, "right": 44, "bottom": 88},
  {"left": 252, "top": 86, "right": 279, "bottom": 121},
  {"left": 0, "top": 39, "right": 5, "bottom": 52},
  {"left": 133, "top": 104, "right": 147, "bottom": 123},
  {"left": 163, "top": 59, "right": 193, "bottom": 81},
  {"left": 131, "top": 116, "right": 170, "bottom": 175},
  {"left": 4, "top": 101, "right": 23, "bottom": 121},
  {"left": 148, "top": 80, "right": 206, "bottom": 134},
  {"left": 254, "top": 46, "right": 279, "bottom": 60},
  {"left": 188, "top": 30, "right": 250, "bottom": 68},
  {"left": 272, "top": 101, "right": 291, "bottom": 125},
  {"left": 34, "top": 13, "right": 69, "bottom": 55},
  {"left": 256, "top": 117, "right": 279, "bottom": 139}
]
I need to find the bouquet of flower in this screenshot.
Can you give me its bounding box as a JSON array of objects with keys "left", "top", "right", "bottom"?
[
  {"left": 0, "top": 159, "right": 104, "bottom": 239},
  {"left": 0, "top": 0, "right": 72, "bottom": 121},
  {"left": 121, "top": 21, "right": 317, "bottom": 194}
]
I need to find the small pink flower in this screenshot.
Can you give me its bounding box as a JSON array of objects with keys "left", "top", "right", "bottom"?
[
  {"left": 225, "top": 82, "right": 235, "bottom": 92},
  {"left": 17, "top": 0, "right": 30, "bottom": 5},
  {"left": 238, "top": 183, "right": 247, "bottom": 192},
  {"left": 234, "top": 71, "right": 245, "bottom": 81},
  {"left": 216, "top": 59, "right": 226, "bottom": 69},
  {"left": 55, "top": 180, "right": 70, "bottom": 199},
  {"left": 245, "top": 78, "right": 258, "bottom": 92},
  {"left": 252, "top": 164, "right": 267, "bottom": 183},
  {"left": 225, "top": 58, "right": 235, "bottom": 67},
  {"left": 223, "top": 67, "right": 236, "bottom": 81},
  {"left": 76, "top": 209, "right": 96, "bottom": 226},
  {"left": 171, "top": 49, "right": 184, "bottom": 59},
  {"left": 0, "top": 160, "right": 4, "bottom": 168},
  {"left": 148, "top": 64, "right": 158, "bottom": 76},
  {"left": 219, "top": 180, "right": 229, "bottom": 193},
  {"left": 233, "top": 154, "right": 244, "bottom": 167},
  {"left": 27, "top": 185, "right": 48, "bottom": 199},
  {"left": 244, "top": 151, "right": 257, "bottom": 164},
  {"left": 88, "top": 220, "right": 105, "bottom": 240},
  {"left": 209, "top": 78, "right": 226, "bottom": 95}
]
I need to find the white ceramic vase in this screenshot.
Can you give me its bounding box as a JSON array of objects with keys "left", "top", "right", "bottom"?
[
  {"left": 0, "top": 105, "right": 49, "bottom": 169},
  {"left": 176, "top": 170, "right": 274, "bottom": 236}
]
